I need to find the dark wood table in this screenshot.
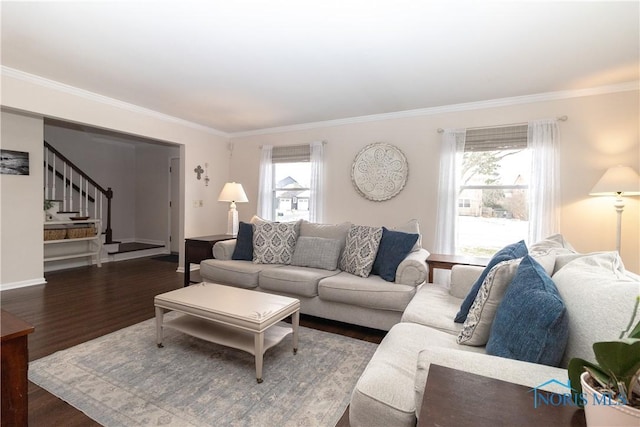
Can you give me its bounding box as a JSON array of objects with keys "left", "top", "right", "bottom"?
[
  {"left": 419, "top": 365, "right": 586, "bottom": 427},
  {"left": 1, "top": 309, "right": 35, "bottom": 427},
  {"left": 184, "top": 234, "right": 234, "bottom": 286},
  {"left": 426, "top": 253, "right": 489, "bottom": 283}
]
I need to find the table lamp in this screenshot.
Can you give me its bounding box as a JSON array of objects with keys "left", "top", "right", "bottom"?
[{"left": 218, "top": 182, "right": 248, "bottom": 236}]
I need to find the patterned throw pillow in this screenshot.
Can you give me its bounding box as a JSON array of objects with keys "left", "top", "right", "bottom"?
[
  {"left": 339, "top": 225, "right": 383, "bottom": 278},
  {"left": 457, "top": 258, "right": 522, "bottom": 346},
  {"left": 454, "top": 240, "right": 528, "bottom": 323},
  {"left": 253, "top": 221, "right": 299, "bottom": 265}
]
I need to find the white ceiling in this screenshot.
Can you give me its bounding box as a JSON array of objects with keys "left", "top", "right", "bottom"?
[{"left": 2, "top": 1, "right": 638, "bottom": 135}]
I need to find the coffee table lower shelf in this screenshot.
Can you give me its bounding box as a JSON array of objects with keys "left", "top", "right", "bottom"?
[{"left": 162, "top": 314, "right": 294, "bottom": 356}]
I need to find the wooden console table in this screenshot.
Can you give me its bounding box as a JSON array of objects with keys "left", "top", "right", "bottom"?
[
  {"left": 419, "top": 365, "right": 585, "bottom": 426},
  {"left": 184, "top": 234, "right": 234, "bottom": 286},
  {"left": 1, "top": 310, "right": 35, "bottom": 427},
  {"left": 426, "top": 253, "right": 488, "bottom": 283}
]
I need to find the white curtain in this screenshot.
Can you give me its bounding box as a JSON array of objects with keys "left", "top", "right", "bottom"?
[
  {"left": 257, "top": 145, "right": 273, "bottom": 220},
  {"left": 309, "top": 141, "right": 324, "bottom": 223},
  {"left": 528, "top": 119, "right": 560, "bottom": 243},
  {"left": 434, "top": 129, "right": 466, "bottom": 255}
]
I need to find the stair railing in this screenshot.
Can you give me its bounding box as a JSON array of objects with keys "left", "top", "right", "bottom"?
[{"left": 44, "top": 141, "right": 114, "bottom": 244}]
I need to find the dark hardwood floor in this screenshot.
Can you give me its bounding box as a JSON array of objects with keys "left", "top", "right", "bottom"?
[{"left": 0, "top": 257, "right": 385, "bottom": 426}]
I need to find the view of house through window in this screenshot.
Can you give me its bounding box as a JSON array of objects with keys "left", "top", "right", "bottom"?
[
  {"left": 274, "top": 162, "right": 311, "bottom": 222},
  {"left": 457, "top": 126, "right": 530, "bottom": 257}
]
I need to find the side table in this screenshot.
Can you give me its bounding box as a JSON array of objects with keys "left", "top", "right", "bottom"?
[
  {"left": 184, "top": 234, "right": 234, "bottom": 286},
  {"left": 426, "top": 253, "right": 489, "bottom": 283},
  {"left": 419, "top": 365, "right": 585, "bottom": 426},
  {"left": 1, "top": 309, "right": 35, "bottom": 427}
]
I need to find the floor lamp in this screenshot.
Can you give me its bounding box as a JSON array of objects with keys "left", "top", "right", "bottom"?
[
  {"left": 589, "top": 165, "right": 640, "bottom": 252},
  {"left": 218, "top": 182, "right": 248, "bottom": 236}
]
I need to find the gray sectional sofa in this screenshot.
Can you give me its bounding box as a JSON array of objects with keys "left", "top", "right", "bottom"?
[
  {"left": 199, "top": 219, "right": 429, "bottom": 331},
  {"left": 349, "top": 238, "right": 640, "bottom": 427}
]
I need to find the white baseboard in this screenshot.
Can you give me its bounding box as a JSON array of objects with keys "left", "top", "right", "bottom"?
[{"left": 1, "top": 277, "right": 47, "bottom": 291}]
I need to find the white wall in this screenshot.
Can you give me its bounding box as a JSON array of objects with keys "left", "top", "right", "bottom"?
[
  {"left": 0, "top": 110, "right": 45, "bottom": 287},
  {"left": 135, "top": 143, "right": 181, "bottom": 243},
  {"left": 229, "top": 90, "right": 640, "bottom": 273},
  {"left": 0, "top": 72, "right": 231, "bottom": 289}
]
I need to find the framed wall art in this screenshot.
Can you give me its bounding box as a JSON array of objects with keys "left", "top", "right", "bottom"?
[
  {"left": 351, "top": 142, "right": 408, "bottom": 201},
  {"left": 0, "top": 149, "right": 30, "bottom": 175}
]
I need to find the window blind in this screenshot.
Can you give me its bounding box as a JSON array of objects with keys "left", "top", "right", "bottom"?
[
  {"left": 464, "top": 125, "right": 528, "bottom": 152},
  {"left": 272, "top": 144, "right": 310, "bottom": 163}
]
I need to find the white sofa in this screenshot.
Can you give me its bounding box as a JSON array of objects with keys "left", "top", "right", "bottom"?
[
  {"left": 349, "top": 242, "right": 640, "bottom": 426},
  {"left": 199, "top": 220, "right": 429, "bottom": 331}
]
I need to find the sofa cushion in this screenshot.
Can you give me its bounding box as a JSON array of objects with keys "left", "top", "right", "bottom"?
[
  {"left": 528, "top": 234, "right": 576, "bottom": 275},
  {"left": 371, "top": 227, "right": 419, "bottom": 282},
  {"left": 299, "top": 220, "right": 351, "bottom": 256},
  {"left": 401, "top": 284, "right": 463, "bottom": 335},
  {"left": 552, "top": 251, "right": 640, "bottom": 366},
  {"left": 200, "top": 259, "right": 282, "bottom": 289},
  {"left": 349, "top": 322, "right": 483, "bottom": 427},
  {"left": 454, "top": 240, "right": 528, "bottom": 323},
  {"left": 486, "top": 255, "right": 568, "bottom": 367},
  {"left": 291, "top": 236, "right": 341, "bottom": 270},
  {"left": 339, "top": 225, "right": 383, "bottom": 278},
  {"left": 457, "top": 258, "right": 522, "bottom": 346},
  {"left": 231, "top": 222, "right": 254, "bottom": 261},
  {"left": 259, "top": 266, "right": 340, "bottom": 298},
  {"left": 391, "top": 219, "right": 422, "bottom": 252},
  {"left": 319, "top": 272, "right": 416, "bottom": 312},
  {"left": 253, "top": 221, "right": 299, "bottom": 265}
]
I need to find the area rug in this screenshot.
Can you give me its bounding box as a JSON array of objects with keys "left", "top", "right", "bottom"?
[{"left": 29, "top": 313, "right": 377, "bottom": 427}]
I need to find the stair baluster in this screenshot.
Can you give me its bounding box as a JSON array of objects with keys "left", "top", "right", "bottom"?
[{"left": 43, "top": 141, "right": 114, "bottom": 244}]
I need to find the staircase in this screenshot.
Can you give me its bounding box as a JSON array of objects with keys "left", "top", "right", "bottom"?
[{"left": 44, "top": 140, "right": 114, "bottom": 243}]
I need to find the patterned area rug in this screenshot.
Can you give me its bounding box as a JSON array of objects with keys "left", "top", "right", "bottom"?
[{"left": 29, "top": 313, "right": 377, "bottom": 427}]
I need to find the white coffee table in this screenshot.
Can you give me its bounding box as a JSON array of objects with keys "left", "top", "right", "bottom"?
[{"left": 154, "top": 282, "right": 300, "bottom": 383}]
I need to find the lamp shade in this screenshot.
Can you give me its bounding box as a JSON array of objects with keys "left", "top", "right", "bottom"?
[
  {"left": 217, "top": 182, "right": 248, "bottom": 203},
  {"left": 589, "top": 165, "right": 640, "bottom": 196}
]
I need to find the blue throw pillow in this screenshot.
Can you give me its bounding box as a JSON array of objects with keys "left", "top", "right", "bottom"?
[
  {"left": 486, "top": 255, "right": 569, "bottom": 367},
  {"left": 231, "top": 222, "right": 253, "bottom": 261},
  {"left": 454, "top": 240, "right": 528, "bottom": 323},
  {"left": 371, "top": 227, "right": 419, "bottom": 282}
]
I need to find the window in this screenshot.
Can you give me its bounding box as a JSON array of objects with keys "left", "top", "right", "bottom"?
[
  {"left": 457, "top": 125, "right": 531, "bottom": 257},
  {"left": 272, "top": 145, "right": 311, "bottom": 222}
]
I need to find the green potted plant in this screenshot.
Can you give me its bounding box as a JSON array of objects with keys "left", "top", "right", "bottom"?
[{"left": 568, "top": 297, "right": 640, "bottom": 426}]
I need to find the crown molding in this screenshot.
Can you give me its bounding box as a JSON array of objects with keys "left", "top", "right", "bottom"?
[
  {"left": 1, "top": 66, "right": 230, "bottom": 138},
  {"left": 3, "top": 66, "right": 637, "bottom": 139},
  {"left": 230, "top": 81, "right": 640, "bottom": 138}
]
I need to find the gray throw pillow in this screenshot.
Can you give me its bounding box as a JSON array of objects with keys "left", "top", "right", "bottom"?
[
  {"left": 253, "top": 221, "right": 299, "bottom": 264},
  {"left": 291, "top": 236, "right": 341, "bottom": 270},
  {"left": 339, "top": 225, "right": 383, "bottom": 278}
]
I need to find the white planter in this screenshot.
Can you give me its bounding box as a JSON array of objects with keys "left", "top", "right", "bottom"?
[{"left": 581, "top": 372, "right": 640, "bottom": 427}]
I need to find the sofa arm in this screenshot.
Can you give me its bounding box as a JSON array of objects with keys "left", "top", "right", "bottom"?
[
  {"left": 212, "top": 239, "right": 237, "bottom": 260},
  {"left": 395, "top": 248, "right": 430, "bottom": 286},
  {"left": 414, "top": 348, "right": 568, "bottom": 420},
  {"left": 448, "top": 265, "right": 484, "bottom": 299}
]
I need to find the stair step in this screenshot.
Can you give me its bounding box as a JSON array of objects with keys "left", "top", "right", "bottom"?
[{"left": 108, "top": 242, "right": 164, "bottom": 255}]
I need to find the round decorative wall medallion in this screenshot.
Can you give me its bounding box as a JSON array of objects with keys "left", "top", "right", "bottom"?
[{"left": 351, "top": 143, "right": 408, "bottom": 201}]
